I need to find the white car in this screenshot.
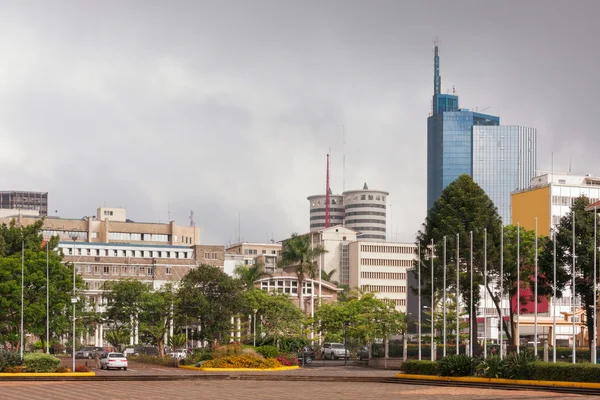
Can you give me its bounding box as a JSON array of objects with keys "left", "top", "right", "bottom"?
[
  {"left": 168, "top": 349, "right": 189, "bottom": 359},
  {"left": 100, "top": 352, "right": 128, "bottom": 370}
]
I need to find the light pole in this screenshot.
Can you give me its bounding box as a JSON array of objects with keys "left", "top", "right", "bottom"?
[
  {"left": 572, "top": 211, "right": 576, "bottom": 364},
  {"left": 418, "top": 243, "right": 422, "bottom": 360},
  {"left": 456, "top": 233, "right": 460, "bottom": 355},
  {"left": 534, "top": 217, "right": 538, "bottom": 356},
  {"left": 553, "top": 229, "right": 557, "bottom": 363},
  {"left": 20, "top": 241, "right": 24, "bottom": 360},
  {"left": 484, "top": 228, "right": 487, "bottom": 359},
  {"left": 46, "top": 241, "right": 50, "bottom": 354},
  {"left": 253, "top": 309, "right": 258, "bottom": 347},
  {"left": 469, "top": 230, "right": 473, "bottom": 357},
  {"left": 344, "top": 321, "right": 349, "bottom": 366},
  {"left": 500, "top": 224, "right": 504, "bottom": 360},
  {"left": 71, "top": 236, "right": 78, "bottom": 372},
  {"left": 430, "top": 238, "right": 434, "bottom": 362},
  {"left": 594, "top": 206, "right": 598, "bottom": 364},
  {"left": 517, "top": 223, "right": 520, "bottom": 354},
  {"left": 443, "top": 236, "right": 447, "bottom": 358}
]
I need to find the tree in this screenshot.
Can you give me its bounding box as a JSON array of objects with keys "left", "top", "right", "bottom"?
[
  {"left": 0, "top": 220, "right": 82, "bottom": 353},
  {"left": 278, "top": 233, "right": 327, "bottom": 313},
  {"left": 241, "top": 289, "right": 303, "bottom": 346},
  {"left": 233, "top": 262, "right": 270, "bottom": 290},
  {"left": 538, "top": 196, "right": 598, "bottom": 349},
  {"left": 104, "top": 328, "right": 129, "bottom": 352},
  {"left": 139, "top": 284, "right": 176, "bottom": 357},
  {"left": 103, "top": 279, "right": 150, "bottom": 333},
  {"left": 321, "top": 269, "right": 338, "bottom": 286},
  {"left": 176, "top": 265, "right": 242, "bottom": 344},
  {"left": 415, "top": 174, "right": 503, "bottom": 355}
]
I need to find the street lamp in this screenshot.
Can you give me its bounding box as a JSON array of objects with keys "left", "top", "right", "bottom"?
[
  {"left": 253, "top": 309, "right": 258, "bottom": 347},
  {"left": 343, "top": 321, "right": 349, "bottom": 366},
  {"left": 71, "top": 236, "right": 78, "bottom": 372}
]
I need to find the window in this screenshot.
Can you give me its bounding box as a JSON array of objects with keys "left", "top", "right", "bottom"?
[
  {"left": 262, "top": 250, "right": 266, "bottom": 254},
  {"left": 103, "top": 266, "right": 110, "bottom": 274},
  {"left": 147, "top": 267, "right": 153, "bottom": 276},
  {"left": 104, "top": 210, "right": 114, "bottom": 216},
  {"left": 166, "top": 267, "right": 172, "bottom": 275}
]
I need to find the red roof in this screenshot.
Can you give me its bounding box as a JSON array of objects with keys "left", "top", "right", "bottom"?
[{"left": 585, "top": 200, "right": 600, "bottom": 211}]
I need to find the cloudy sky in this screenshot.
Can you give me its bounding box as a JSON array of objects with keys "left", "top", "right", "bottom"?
[{"left": 0, "top": 0, "right": 597, "bottom": 245}]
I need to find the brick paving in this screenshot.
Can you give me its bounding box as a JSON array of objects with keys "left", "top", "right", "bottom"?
[{"left": 0, "top": 379, "right": 595, "bottom": 400}]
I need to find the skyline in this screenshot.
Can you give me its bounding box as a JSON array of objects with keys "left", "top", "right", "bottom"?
[{"left": 0, "top": 1, "right": 598, "bottom": 244}]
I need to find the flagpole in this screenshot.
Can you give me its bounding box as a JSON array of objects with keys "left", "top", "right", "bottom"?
[
  {"left": 443, "top": 236, "right": 447, "bottom": 357},
  {"left": 500, "top": 224, "right": 504, "bottom": 360},
  {"left": 418, "top": 243, "right": 421, "bottom": 361},
  {"left": 572, "top": 210, "right": 576, "bottom": 364},
  {"left": 553, "top": 229, "right": 557, "bottom": 363},
  {"left": 46, "top": 242, "right": 50, "bottom": 354},
  {"left": 517, "top": 222, "right": 520, "bottom": 354},
  {"left": 431, "top": 238, "right": 435, "bottom": 362},
  {"left": 20, "top": 241, "right": 24, "bottom": 360},
  {"left": 484, "top": 228, "right": 487, "bottom": 359},
  {"left": 470, "top": 230, "right": 473, "bottom": 357},
  {"left": 594, "top": 207, "right": 597, "bottom": 364},
  {"left": 456, "top": 233, "right": 460, "bottom": 355},
  {"left": 534, "top": 217, "right": 538, "bottom": 356}
]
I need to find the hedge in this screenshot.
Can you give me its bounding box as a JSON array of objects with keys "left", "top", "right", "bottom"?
[
  {"left": 129, "top": 354, "right": 179, "bottom": 368},
  {"left": 0, "top": 352, "right": 22, "bottom": 372},
  {"left": 23, "top": 353, "right": 61, "bottom": 372},
  {"left": 402, "top": 360, "right": 437, "bottom": 375},
  {"left": 528, "top": 361, "right": 600, "bottom": 383}
]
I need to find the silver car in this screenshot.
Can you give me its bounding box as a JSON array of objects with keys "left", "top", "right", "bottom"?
[
  {"left": 321, "top": 343, "right": 349, "bottom": 360},
  {"left": 75, "top": 346, "right": 105, "bottom": 359}
]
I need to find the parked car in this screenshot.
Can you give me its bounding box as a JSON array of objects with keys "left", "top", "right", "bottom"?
[
  {"left": 167, "top": 349, "right": 190, "bottom": 359},
  {"left": 129, "top": 346, "right": 159, "bottom": 357},
  {"left": 321, "top": 343, "right": 349, "bottom": 360},
  {"left": 100, "top": 352, "right": 128, "bottom": 370},
  {"left": 298, "top": 346, "right": 316, "bottom": 364},
  {"left": 75, "top": 346, "right": 105, "bottom": 359},
  {"left": 358, "top": 346, "right": 369, "bottom": 361}
]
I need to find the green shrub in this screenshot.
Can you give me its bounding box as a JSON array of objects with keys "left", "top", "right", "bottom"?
[
  {"left": 476, "top": 355, "right": 503, "bottom": 378},
  {"left": 437, "top": 355, "right": 476, "bottom": 377},
  {"left": 256, "top": 345, "right": 279, "bottom": 358},
  {"left": 529, "top": 361, "right": 600, "bottom": 383},
  {"left": 402, "top": 360, "right": 438, "bottom": 375},
  {"left": 202, "top": 354, "right": 282, "bottom": 369},
  {"left": 23, "top": 353, "right": 61, "bottom": 372},
  {"left": 500, "top": 350, "right": 537, "bottom": 379},
  {"left": 129, "top": 354, "right": 179, "bottom": 368},
  {"left": 0, "top": 352, "right": 22, "bottom": 372}
]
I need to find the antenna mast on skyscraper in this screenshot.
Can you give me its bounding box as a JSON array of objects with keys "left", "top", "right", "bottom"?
[{"left": 325, "top": 153, "right": 331, "bottom": 228}]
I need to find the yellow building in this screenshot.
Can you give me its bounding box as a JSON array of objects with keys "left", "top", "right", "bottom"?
[{"left": 512, "top": 173, "right": 600, "bottom": 236}]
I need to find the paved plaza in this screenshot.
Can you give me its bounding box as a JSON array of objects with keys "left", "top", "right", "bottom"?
[{"left": 0, "top": 379, "right": 594, "bottom": 400}]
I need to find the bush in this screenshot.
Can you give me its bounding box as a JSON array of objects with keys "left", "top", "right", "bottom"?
[
  {"left": 476, "top": 355, "right": 503, "bottom": 378},
  {"left": 129, "top": 354, "right": 179, "bottom": 368},
  {"left": 276, "top": 354, "right": 298, "bottom": 366},
  {"left": 529, "top": 361, "right": 600, "bottom": 383},
  {"left": 0, "top": 352, "right": 22, "bottom": 372},
  {"left": 23, "top": 353, "right": 61, "bottom": 372},
  {"left": 500, "top": 350, "right": 537, "bottom": 379},
  {"left": 437, "top": 355, "right": 476, "bottom": 377},
  {"left": 56, "top": 365, "right": 70, "bottom": 373},
  {"left": 256, "top": 345, "right": 279, "bottom": 358},
  {"left": 75, "top": 365, "right": 90, "bottom": 372},
  {"left": 202, "top": 354, "right": 283, "bottom": 369},
  {"left": 278, "top": 337, "right": 308, "bottom": 353},
  {"left": 402, "top": 360, "right": 438, "bottom": 375}
]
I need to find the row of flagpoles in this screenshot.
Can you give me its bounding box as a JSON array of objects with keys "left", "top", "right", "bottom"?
[{"left": 416, "top": 207, "right": 598, "bottom": 364}]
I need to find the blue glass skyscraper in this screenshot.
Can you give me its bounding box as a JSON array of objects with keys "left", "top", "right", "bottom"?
[
  {"left": 427, "top": 45, "right": 500, "bottom": 210},
  {"left": 426, "top": 45, "right": 536, "bottom": 223}
]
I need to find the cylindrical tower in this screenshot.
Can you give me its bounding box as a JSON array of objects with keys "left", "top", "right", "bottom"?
[
  {"left": 307, "top": 193, "right": 344, "bottom": 232},
  {"left": 343, "top": 183, "right": 388, "bottom": 241}
]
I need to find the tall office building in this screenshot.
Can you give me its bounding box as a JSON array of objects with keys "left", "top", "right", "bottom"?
[
  {"left": 473, "top": 126, "right": 537, "bottom": 223},
  {"left": 0, "top": 191, "right": 48, "bottom": 216},
  {"left": 427, "top": 45, "right": 500, "bottom": 210},
  {"left": 426, "top": 45, "right": 536, "bottom": 222}
]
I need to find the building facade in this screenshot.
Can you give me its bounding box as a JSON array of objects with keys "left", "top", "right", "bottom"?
[
  {"left": 512, "top": 173, "right": 600, "bottom": 236},
  {"left": 348, "top": 241, "right": 415, "bottom": 312},
  {"left": 225, "top": 242, "right": 282, "bottom": 266},
  {"left": 0, "top": 191, "right": 48, "bottom": 216},
  {"left": 308, "top": 183, "right": 388, "bottom": 242},
  {"left": 472, "top": 126, "right": 537, "bottom": 223}
]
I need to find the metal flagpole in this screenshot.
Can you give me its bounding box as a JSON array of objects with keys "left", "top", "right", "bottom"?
[
  {"left": 20, "top": 241, "right": 24, "bottom": 360},
  {"left": 484, "top": 228, "right": 487, "bottom": 359},
  {"left": 535, "top": 217, "right": 538, "bottom": 356},
  {"left": 456, "top": 233, "right": 460, "bottom": 355},
  {"left": 517, "top": 223, "right": 520, "bottom": 354},
  {"left": 46, "top": 242, "right": 50, "bottom": 354},
  {"left": 500, "top": 224, "right": 504, "bottom": 360},
  {"left": 470, "top": 230, "right": 473, "bottom": 357},
  {"left": 594, "top": 207, "right": 597, "bottom": 364},
  {"left": 431, "top": 238, "right": 435, "bottom": 362},
  {"left": 553, "top": 230, "right": 557, "bottom": 363},
  {"left": 418, "top": 243, "right": 422, "bottom": 361},
  {"left": 443, "top": 236, "right": 447, "bottom": 357},
  {"left": 572, "top": 211, "right": 576, "bottom": 364}
]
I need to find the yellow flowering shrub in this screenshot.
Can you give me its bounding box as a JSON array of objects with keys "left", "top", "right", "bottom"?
[{"left": 201, "top": 354, "right": 283, "bottom": 369}]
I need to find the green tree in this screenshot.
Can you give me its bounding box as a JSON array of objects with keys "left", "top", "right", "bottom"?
[
  {"left": 139, "top": 284, "right": 176, "bottom": 357},
  {"left": 538, "top": 196, "right": 598, "bottom": 349},
  {"left": 0, "top": 220, "right": 82, "bottom": 353},
  {"left": 103, "top": 279, "right": 150, "bottom": 333},
  {"left": 278, "top": 233, "right": 327, "bottom": 313},
  {"left": 176, "top": 265, "right": 242, "bottom": 343},
  {"left": 104, "top": 327, "right": 129, "bottom": 352},
  {"left": 233, "top": 262, "right": 270, "bottom": 290},
  {"left": 321, "top": 269, "right": 338, "bottom": 285},
  {"left": 415, "top": 174, "right": 502, "bottom": 355}
]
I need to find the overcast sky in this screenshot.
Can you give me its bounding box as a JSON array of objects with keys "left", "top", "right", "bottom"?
[{"left": 0, "top": 0, "right": 597, "bottom": 245}]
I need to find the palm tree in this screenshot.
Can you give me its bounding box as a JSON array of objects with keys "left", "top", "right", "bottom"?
[
  {"left": 321, "top": 269, "right": 338, "bottom": 286},
  {"left": 278, "top": 233, "right": 327, "bottom": 313},
  {"left": 234, "top": 262, "right": 270, "bottom": 290}
]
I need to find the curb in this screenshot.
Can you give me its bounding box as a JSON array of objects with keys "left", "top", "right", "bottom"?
[
  {"left": 395, "top": 373, "right": 600, "bottom": 389},
  {"left": 0, "top": 372, "right": 96, "bottom": 377},
  {"left": 179, "top": 365, "right": 300, "bottom": 372}
]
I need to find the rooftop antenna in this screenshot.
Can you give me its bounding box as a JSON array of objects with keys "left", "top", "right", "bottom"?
[
  {"left": 189, "top": 210, "right": 194, "bottom": 227},
  {"left": 168, "top": 201, "right": 171, "bottom": 222},
  {"left": 238, "top": 212, "right": 241, "bottom": 244},
  {"left": 569, "top": 154, "right": 573, "bottom": 174},
  {"left": 433, "top": 37, "right": 440, "bottom": 96},
  {"left": 325, "top": 152, "right": 331, "bottom": 228}
]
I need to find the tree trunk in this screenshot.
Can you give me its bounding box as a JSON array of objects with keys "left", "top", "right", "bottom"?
[
  {"left": 384, "top": 338, "right": 389, "bottom": 369},
  {"left": 485, "top": 283, "right": 513, "bottom": 345},
  {"left": 587, "top": 303, "right": 594, "bottom": 351},
  {"left": 298, "top": 273, "right": 305, "bottom": 313}
]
